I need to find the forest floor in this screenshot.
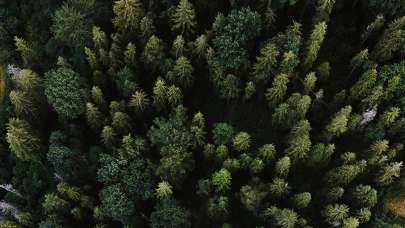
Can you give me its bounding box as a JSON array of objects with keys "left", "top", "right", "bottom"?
[{"left": 387, "top": 196, "right": 405, "bottom": 217}]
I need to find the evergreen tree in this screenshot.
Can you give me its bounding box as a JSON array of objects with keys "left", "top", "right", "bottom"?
[
  {"left": 44, "top": 67, "right": 86, "bottom": 119},
  {"left": 302, "top": 21, "right": 327, "bottom": 71},
  {"left": 112, "top": 0, "right": 144, "bottom": 32},
  {"left": 6, "top": 118, "right": 40, "bottom": 161},
  {"left": 265, "top": 73, "right": 289, "bottom": 107},
  {"left": 171, "top": 0, "right": 197, "bottom": 36}
]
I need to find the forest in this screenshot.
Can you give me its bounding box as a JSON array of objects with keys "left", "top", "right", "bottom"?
[{"left": 0, "top": 0, "right": 405, "bottom": 227}]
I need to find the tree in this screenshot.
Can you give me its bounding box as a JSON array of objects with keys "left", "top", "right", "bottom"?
[
  {"left": 42, "top": 193, "right": 70, "bottom": 214},
  {"left": 275, "top": 156, "right": 291, "bottom": 178},
  {"left": 142, "top": 35, "right": 165, "bottom": 72},
  {"left": 171, "top": 0, "right": 196, "bottom": 36},
  {"left": 325, "top": 161, "right": 367, "bottom": 186},
  {"left": 218, "top": 74, "right": 241, "bottom": 101},
  {"left": 233, "top": 132, "right": 251, "bottom": 152},
  {"left": 376, "top": 161, "right": 402, "bottom": 186},
  {"left": 129, "top": 90, "right": 150, "bottom": 113},
  {"left": 212, "top": 123, "right": 235, "bottom": 145},
  {"left": 373, "top": 16, "right": 405, "bottom": 61},
  {"left": 44, "top": 67, "right": 86, "bottom": 119},
  {"left": 167, "top": 56, "right": 194, "bottom": 88},
  {"left": 47, "top": 144, "right": 79, "bottom": 180},
  {"left": 258, "top": 144, "right": 277, "bottom": 163},
  {"left": 140, "top": 15, "right": 156, "bottom": 44},
  {"left": 212, "top": 168, "right": 231, "bottom": 193},
  {"left": 150, "top": 198, "right": 191, "bottom": 228},
  {"left": 303, "top": 72, "right": 317, "bottom": 94},
  {"left": 100, "top": 184, "right": 134, "bottom": 224},
  {"left": 325, "top": 105, "right": 352, "bottom": 137},
  {"left": 112, "top": 0, "right": 144, "bottom": 32},
  {"left": 101, "top": 126, "right": 117, "bottom": 146},
  {"left": 253, "top": 43, "right": 279, "bottom": 82},
  {"left": 349, "top": 68, "right": 377, "bottom": 101},
  {"left": 52, "top": 3, "right": 92, "bottom": 50},
  {"left": 272, "top": 93, "right": 311, "bottom": 129},
  {"left": 6, "top": 118, "right": 40, "bottom": 161},
  {"left": 212, "top": 8, "right": 262, "bottom": 70},
  {"left": 207, "top": 196, "right": 229, "bottom": 220},
  {"left": 269, "top": 178, "right": 291, "bottom": 198},
  {"left": 265, "top": 73, "right": 289, "bottom": 107},
  {"left": 284, "top": 120, "right": 312, "bottom": 162},
  {"left": 342, "top": 217, "right": 359, "bottom": 228},
  {"left": 86, "top": 103, "right": 103, "bottom": 131},
  {"left": 265, "top": 206, "right": 299, "bottom": 228},
  {"left": 350, "top": 185, "right": 377, "bottom": 208},
  {"left": 302, "top": 21, "right": 327, "bottom": 71},
  {"left": 290, "top": 192, "right": 311, "bottom": 209},
  {"left": 313, "top": 0, "right": 336, "bottom": 24},
  {"left": 14, "top": 37, "right": 37, "bottom": 67},
  {"left": 239, "top": 184, "right": 268, "bottom": 213},
  {"left": 307, "top": 143, "right": 335, "bottom": 167},
  {"left": 156, "top": 181, "right": 173, "bottom": 199},
  {"left": 322, "top": 204, "right": 349, "bottom": 225}
]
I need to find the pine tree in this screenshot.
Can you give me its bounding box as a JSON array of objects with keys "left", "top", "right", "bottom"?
[
  {"left": 253, "top": 43, "right": 279, "bottom": 82},
  {"left": 52, "top": 3, "right": 92, "bottom": 50},
  {"left": 284, "top": 120, "right": 312, "bottom": 162},
  {"left": 171, "top": 0, "right": 197, "bottom": 36},
  {"left": 373, "top": 16, "right": 405, "bottom": 61},
  {"left": 375, "top": 161, "right": 402, "bottom": 186},
  {"left": 167, "top": 56, "right": 194, "bottom": 88},
  {"left": 275, "top": 156, "right": 291, "bottom": 177},
  {"left": 350, "top": 49, "right": 369, "bottom": 73},
  {"left": 14, "top": 37, "right": 37, "bottom": 67},
  {"left": 325, "top": 105, "right": 352, "bottom": 138},
  {"left": 349, "top": 68, "right": 377, "bottom": 101},
  {"left": 265, "top": 73, "right": 289, "bottom": 107},
  {"left": 6, "top": 118, "right": 40, "bottom": 161},
  {"left": 86, "top": 102, "right": 103, "bottom": 131},
  {"left": 302, "top": 21, "right": 327, "bottom": 71},
  {"left": 303, "top": 72, "right": 317, "bottom": 94},
  {"left": 350, "top": 185, "right": 377, "bottom": 208},
  {"left": 322, "top": 204, "right": 349, "bottom": 225},
  {"left": 313, "top": 0, "right": 336, "bottom": 24},
  {"left": 156, "top": 181, "right": 173, "bottom": 199},
  {"left": 233, "top": 132, "right": 251, "bottom": 152},
  {"left": 129, "top": 90, "right": 150, "bottom": 113},
  {"left": 142, "top": 35, "right": 165, "bottom": 73},
  {"left": 290, "top": 192, "right": 311, "bottom": 209},
  {"left": 212, "top": 168, "right": 232, "bottom": 193},
  {"left": 269, "top": 178, "right": 291, "bottom": 198},
  {"left": 112, "top": 0, "right": 144, "bottom": 32},
  {"left": 124, "top": 42, "right": 136, "bottom": 67},
  {"left": 139, "top": 15, "right": 156, "bottom": 44},
  {"left": 44, "top": 67, "right": 86, "bottom": 119},
  {"left": 171, "top": 35, "right": 185, "bottom": 58},
  {"left": 150, "top": 199, "right": 191, "bottom": 228}
]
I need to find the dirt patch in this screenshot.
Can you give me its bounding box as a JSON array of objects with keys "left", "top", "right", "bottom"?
[{"left": 386, "top": 196, "right": 405, "bottom": 217}]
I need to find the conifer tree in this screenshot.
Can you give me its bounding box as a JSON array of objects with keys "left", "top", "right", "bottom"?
[
  {"left": 325, "top": 105, "right": 352, "bottom": 138},
  {"left": 253, "top": 43, "right": 279, "bottom": 82},
  {"left": 265, "top": 73, "right": 289, "bottom": 107},
  {"left": 167, "top": 56, "right": 194, "bottom": 88},
  {"left": 302, "top": 21, "right": 327, "bottom": 71},
  {"left": 6, "top": 118, "right": 40, "bottom": 161},
  {"left": 44, "top": 66, "right": 86, "bottom": 119},
  {"left": 284, "top": 120, "right": 311, "bottom": 162},
  {"left": 112, "top": 0, "right": 144, "bottom": 32},
  {"left": 171, "top": 0, "right": 197, "bottom": 36}
]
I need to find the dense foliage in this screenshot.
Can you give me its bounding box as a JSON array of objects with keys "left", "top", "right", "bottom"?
[{"left": 0, "top": 0, "right": 405, "bottom": 227}]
